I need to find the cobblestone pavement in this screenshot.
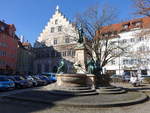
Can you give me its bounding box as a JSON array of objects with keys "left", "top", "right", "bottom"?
[
  {"left": 0, "top": 97, "right": 150, "bottom": 113},
  {"left": 0, "top": 83, "right": 150, "bottom": 113}
]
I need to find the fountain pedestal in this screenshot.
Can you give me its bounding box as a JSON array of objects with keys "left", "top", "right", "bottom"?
[
  {"left": 56, "top": 73, "right": 96, "bottom": 88},
  {"left": 74, "top": 45, "right": 87, "bottom": 73}
]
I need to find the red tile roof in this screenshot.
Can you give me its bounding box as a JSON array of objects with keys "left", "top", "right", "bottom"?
[{"left": 97, "top": 16, "right": 150, "bottom": 34}]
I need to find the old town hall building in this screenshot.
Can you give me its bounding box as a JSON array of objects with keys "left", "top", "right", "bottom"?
[{"left": 34, "top": 6, "right": 78, "bottom": 73}]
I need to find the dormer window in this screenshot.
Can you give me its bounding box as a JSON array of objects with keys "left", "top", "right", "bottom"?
[
  {"left": 111, "top": 33, "right": 115, "bottom": 37},
  {"left": 104, "top": 34, "right": 109, "bottom": 37},
  {"left": 134, "top": 21, "right": 142, "bottom": 27},
  {"left": 123, "top": 24, "right": 129, "bottom": 29},
  {"left": 55, "top": 19, "right": 58, "bottom": 24}
]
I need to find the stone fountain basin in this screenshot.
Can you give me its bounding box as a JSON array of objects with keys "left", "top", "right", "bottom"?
[{"left": 56, "top": 74, "right": 87, "bottom": 87}]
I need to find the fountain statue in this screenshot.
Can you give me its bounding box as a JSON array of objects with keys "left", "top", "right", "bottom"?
[
  {"left": 57, "top": 59, "right": 66, "bottom": 74},
  {"left": 56, "top": 25, "right": 96, "bottom": 89}
]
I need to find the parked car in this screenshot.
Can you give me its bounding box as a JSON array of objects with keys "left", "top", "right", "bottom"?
[
  {"left": 110, "top": 74, "right": 122, "bottom": 82},
  {"left": 22, "top": 76, "right": 38, "bottom": 87},
  {"left": 7, "top": 76, "right": 32, "bottom": 88},
  {"left": 38, "top": 75, "right": 52, "bottom": 84},
  {"left": 122, "top": 75, "right": 131, "bottom": 82},
  {"left": 122, "top": 72, "right": 131, "bottom": 82},
  {"left": 32, "top": 76, "right": 47, "bottom": 86},
  {"left": 42, "top": 73, "right": 57, "bottom": 82},
  {"left": 0, "top": 76, "right": 15, "bottom": 90}
]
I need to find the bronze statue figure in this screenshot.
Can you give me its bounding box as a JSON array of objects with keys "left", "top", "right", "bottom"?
[
  {"left": 87, "top": 59, "right": 95, "bottom": 74},
  {"left": 57, "top": 59, "right": 66, "bottom": 73},
  {"left": 78, "top": 26, "right": 84, "bottom": 44}
]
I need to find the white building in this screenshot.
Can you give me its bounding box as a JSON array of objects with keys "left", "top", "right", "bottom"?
[
  {"left": 34, "top": 6, "right": 79, "bottom": 73},
  {"left": 104, "top": 17, "right": 150, "bottom": 76}
]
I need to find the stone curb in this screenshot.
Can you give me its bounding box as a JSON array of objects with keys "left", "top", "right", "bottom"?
[
  {"left": 3, "top": 92, "right": 149, "bottom": 108},
  {"left": 48, "top": 90, "right": 99, "bottom": 96},
  {"left": 97, "top": 89, "right": 127, "bottom": 94}
]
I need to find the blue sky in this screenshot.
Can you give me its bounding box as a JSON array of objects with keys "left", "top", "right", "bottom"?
[{"left": 0, "top": 0, "right": 137, "bottom": 45}]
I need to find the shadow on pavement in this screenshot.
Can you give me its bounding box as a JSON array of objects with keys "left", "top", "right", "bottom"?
[{"left": 0, "top": 90, "right": 75, "bottom": 113}]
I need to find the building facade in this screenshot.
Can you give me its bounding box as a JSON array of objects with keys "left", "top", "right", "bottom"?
[
  {"left": 16, "top": 41, "right": 35, "bottom": 75},
  {"left": 34, "top": 6, "right": 78, "bottom": 73},
  {"left": 0, "top": 21, "right": 18, "bottom": 74},
  {"left": 102, "top": 17, "right": 150, "bottom": 76}
]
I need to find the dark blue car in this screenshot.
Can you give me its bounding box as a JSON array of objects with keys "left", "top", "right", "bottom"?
[
  {"left": 7, "top": 76, "right": 31, "bottom": 88},
  {"left": 0, "top": 76, "right": 15, "bottom": 90},
  {"left": 38, "top": 75, "right": 52, "bottom": 84},
  {"left": 42, "top": 73, "right": 57, "bottom": 82}
]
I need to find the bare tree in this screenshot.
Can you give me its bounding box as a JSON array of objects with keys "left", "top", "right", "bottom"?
[
  {"left": 75, "top": 4, "right": 128, "bottom": 75},
  {"left": 133, "top": 0, "right": 150, "bottom": 16}
]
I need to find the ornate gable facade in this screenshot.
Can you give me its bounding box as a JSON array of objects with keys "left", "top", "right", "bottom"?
[
  {"left": 35, "top": 6, "right": 78, "bottom": 48},
  {"left": 34, "top": 6, "right": 78, "bottom": 73}
]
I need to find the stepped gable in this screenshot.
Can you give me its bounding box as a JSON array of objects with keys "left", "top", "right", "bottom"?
[{"left": 35, "top": 5, "right": 77, "bottom": 48}]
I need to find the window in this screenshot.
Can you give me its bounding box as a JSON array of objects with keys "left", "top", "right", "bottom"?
[
  {"left": 104, "top": 33, "right": 109, "bottom": 37},
  {"left": 0, "top": 42, "right": 7, "bottom": 47},
  {"left": 71, "top": 51, "right": 75, "bottom": 56},
  {"left": 51, "top": 27, "right": 54, "bottom": 33},
  {"left": 67, "top": 50, "right": 71, "bottom": 56},
  {"left": 130, "top": 38, "right": 135, "bottom": 43},
  {"left": 138, "top": 37, "right": 143, "bottom": 41},
  {"left": 121, "top": 39, "right": 127, "bottom": 44},
  {"left": 139, "top": 46, "right": 146, "bottom": 52},
  {"left": 129, "top": 59, "right": 134, "bottom": 65},
  {"left": 133, "top": 21, "right": 142, "bottom": 27},
  {"left": 62, "top": 51, "right": 66, "bottom": 56},
  {"left": 123, "top": 24, "right": 129, "bottom": 29},
  {"left": 55, "top": 19, "right": 58, "bottom": 24},
  {"left": 44, "top": 64, "right": 49, "bottom": 72},
  {"left": 58, "top": 26, "right": 62, "bottom": 32},
  {"left": 65, "top": 38, "right": 70, "bottom": 43},
  {"left": 141, "top": 70, "right": 147, "bottom": 75},
  {"left": 111, "top": 60, "right": 115, "bottom": 65},
  {"left": 0, "top": 60, "right": 5, "bottom": 66},
  {"left": 0, "top": 50, "right": 6, "bottom": 56},
  {"left": 54, "top": 39, "right": 57, "bottom": 45},
  {"left": 123, "top": 59, "right": 129, "bottom": 65}
]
